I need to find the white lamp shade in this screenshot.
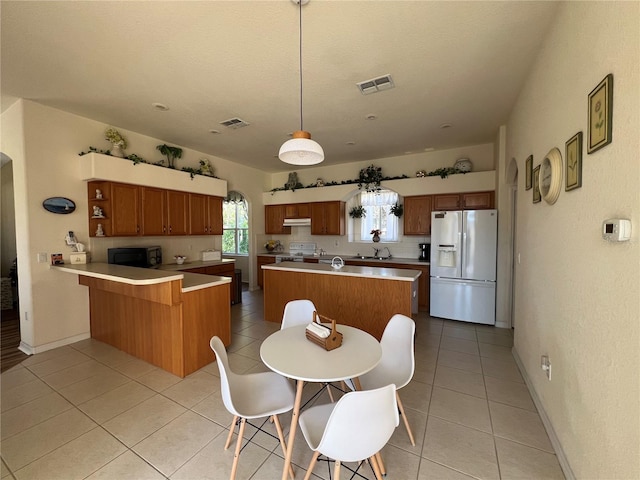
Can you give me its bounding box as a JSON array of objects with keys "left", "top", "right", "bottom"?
[{"left": 279, "top": 131, "right": 324, "bottom": 165}]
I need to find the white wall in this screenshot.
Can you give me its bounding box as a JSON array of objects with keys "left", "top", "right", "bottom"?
[
  {"left": 506, "top": 2, "right": 639, "bottom": 478},
  {"left": 1, "top": 100, "right": 268, "bottom": 352},
  {"left": 268, "top": 143, "right": 495, "bottom": 191}
]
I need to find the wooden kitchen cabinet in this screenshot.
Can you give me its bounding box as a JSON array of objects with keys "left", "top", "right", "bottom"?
[
  {"left": 184, "top": 262, "right": 236, "bottom": 304},
  {"left": 140, "top": 186, "right": 167, "bottom": 236},
  {"left": 166, "top": 190, "right": 189, "bottom": 235},
  {"left": 284, "top": 203, "right": 310, "bottom": 218},
  {"left": 189, "top": 194, "right": 223, "bottom": 235},
  {"left": 433, "top": 191, "right": 495, "bottom": 211},
  {"left": 111, "top": 182, "right": 141, "bottom": 236},
  {"left": 257, "top": 255, "right": 276, "bottom": 288},
  {"left": 461, "top": 191, "right": 494, "bottom": 210},
  {"left": 343, "top": 259, "right": 430, "bottom": 311},
  {"left": 310, "top": 201, "right": 345, "bottom": 235},
  {"left": 265, "top": 205, "right": 291, "bottom": 235},
  {"left": 403, "top": 195, "right": 433, "bottom": 235}
]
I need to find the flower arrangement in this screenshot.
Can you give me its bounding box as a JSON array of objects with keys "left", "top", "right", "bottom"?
[
  {"left": 370, "top": 229, "right": 381, "bottom": 236},
  {"left": 358, "top": 164, "right": 383, "bottom": 192},
  {"left": 264, "top": 239, "right": 281, "bottom": 252},
  {"left": 349, "top": 205, "right": 366, "bottom": 218},
  {"left": 105, "top": 128, "right": 127, "bottom": 148}
]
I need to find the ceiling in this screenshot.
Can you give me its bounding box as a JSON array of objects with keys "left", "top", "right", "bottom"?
[{"left": 1, "top": 1, "right": 559, "bottom": 173}]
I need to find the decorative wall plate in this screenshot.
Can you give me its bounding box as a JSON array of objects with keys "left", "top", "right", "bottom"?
[
  {"left": 539, "top": 148, "right": 563, "bottom": 205},
  {"left": 43, "top": 197, "right": 76, "bottom": 214}
]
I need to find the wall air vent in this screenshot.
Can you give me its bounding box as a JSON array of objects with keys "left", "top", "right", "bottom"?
[
  {"left": 356, "top": 74, "right": 395, "bottom": 95},
  {"left": 220, "top": 117, "right": 250, "bottom": 129}
]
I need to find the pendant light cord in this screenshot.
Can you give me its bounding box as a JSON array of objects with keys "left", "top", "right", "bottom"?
[{"left": 298, "top": 0, "right": 304, "bottom": 132}]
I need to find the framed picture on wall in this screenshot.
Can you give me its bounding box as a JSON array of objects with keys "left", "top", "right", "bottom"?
[
  {"left": 525, "top": 155, "right": 533, "bottom": 190},
  {"left": 565, "top": 132, "right": 583, "bottom": 191},
  {"left": 533, "top": 165, "right": 541, "bottom": 203},
  {"left": 587, "top": 74, "right": 613, "bottom": 154}
]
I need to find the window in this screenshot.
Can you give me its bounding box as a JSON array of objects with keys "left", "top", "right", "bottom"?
[
  {"left": 360, "top": 190, "right": 399, "bottom": 241},
  {"left": 222, "top": 192, "right": 248, "bottom": 255}
]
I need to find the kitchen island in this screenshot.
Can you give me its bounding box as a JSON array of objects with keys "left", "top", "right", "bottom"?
[
  {"left": 262, "top": 261, "right": 420, "bottom": 340},
  {"left": 54, "top": 263, "right": 231, "bottom": 377}
]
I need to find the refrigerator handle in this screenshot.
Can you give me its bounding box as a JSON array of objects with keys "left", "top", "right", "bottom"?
[{"left": 461, "top": 231, "right": 467, "bottom": 273}]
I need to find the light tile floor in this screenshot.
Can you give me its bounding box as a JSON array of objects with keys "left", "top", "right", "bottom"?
[{"left": 1, "top": 290, "right": 565, "bottom": 479}]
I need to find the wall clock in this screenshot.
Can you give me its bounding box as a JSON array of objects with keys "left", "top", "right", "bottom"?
[{"left": 539, "top": 148, "right": 563, "bottom": 205}]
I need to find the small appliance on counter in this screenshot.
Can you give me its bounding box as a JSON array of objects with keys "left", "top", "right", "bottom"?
[
  {"left": 200, "top": 249, "right": 221, "bottom": 261},
  {"left": 418, "top": 243, "right": 430, "bottom": 262},
  {"left": 108, "top": 246, "right": 162, "bottom": 268}
]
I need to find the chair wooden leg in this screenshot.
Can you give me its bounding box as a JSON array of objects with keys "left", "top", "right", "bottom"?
[
  {"left": 225, "top": 416, "right": 238, "bottom": 450},
  {"left": 369, "top": 455, "right": 383, "bottom": 480},
  {"left": 396, "top": 391, "right": 416, "bottom": 446},
  {"left": 375, "top": 452, "right": 386, "bottom": 476},
  {"left": 230, "top": 418, "right": 246, "bottom": 480},
  {"left": 303, "top": 451, "right": 320, "bottom": 480},
  {"left": 272, "top": 415, "right": 295, "bottom": 480},
  {"left": 334, "top": 459, "right": 341, "bottom": 480},
  {"left": 326, "top": 383, "right": 335, "bottom": 402}
]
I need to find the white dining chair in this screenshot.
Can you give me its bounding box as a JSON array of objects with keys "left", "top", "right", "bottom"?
[
  {"left": 281, "top": 299, "right": 337, "bottom": 402},
  {"left": 209, "top": 336, "right": 296, "bottom": 480},
  {"left": 298, "top": 384, "right": 399, "bottom": 480},
  {"left": 346, "top": 313, "right": 417, "bottom": 446}
]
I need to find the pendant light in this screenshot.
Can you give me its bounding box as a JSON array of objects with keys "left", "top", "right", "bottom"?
[{"left": 279, "top": 0, "right": 324, "bottom": 166}]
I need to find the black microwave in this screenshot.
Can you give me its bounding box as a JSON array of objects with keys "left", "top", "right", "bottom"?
[{"left": 108, "top": 246, "right": 162, "bottom": 268}]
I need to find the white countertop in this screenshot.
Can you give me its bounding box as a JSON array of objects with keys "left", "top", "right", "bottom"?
[
  {"left": 158, "top": 258, "right": 235, "bottom": 271},
  {"left": 262, "top": 261, "right": 421, "bottom": 281},
  {"left": 53, "top": 263, "right": 230, "bottom": 292}
]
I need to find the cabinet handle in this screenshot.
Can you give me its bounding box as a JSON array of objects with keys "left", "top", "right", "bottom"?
[
  {"left": 137, "top": 225, "right": 140, "bottom": 233},
  {"left": 163, "top": 226, "right": 166, "bottom": 233},
  {"left": 169, "top": 226, "right": 172, "bottom": 233}
]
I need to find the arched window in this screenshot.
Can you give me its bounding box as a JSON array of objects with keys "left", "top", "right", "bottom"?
[
  {"left": 223, "top": 191, "right": 248, "bottom": 255},
  {"left": 355, "top": 189, "right": 399, "bottom": 242}
]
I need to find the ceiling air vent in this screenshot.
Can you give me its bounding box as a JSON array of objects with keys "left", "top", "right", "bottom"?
[
  {"left": 220, "top": 117, "right": 250, "bottom": 129},
  {"left": 356, "top": 74, "right": 395, "bottom": 95}
]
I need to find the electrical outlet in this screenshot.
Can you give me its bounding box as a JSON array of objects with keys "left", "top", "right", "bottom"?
[
  {"left": 37, "top": 252, "right": 48, "bottom": 263},
  {"left": 334, "top": 240, "right": 339, "bottom": 247},
  {"left": 541, "top": 355, "right": 551, "bottom": 380}
]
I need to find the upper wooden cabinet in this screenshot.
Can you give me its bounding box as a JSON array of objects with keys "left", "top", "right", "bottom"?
[
  {"left": 284, "top": 203, "right": 310, "bottom": 219},
  {"left": 265, "top": 205, "right": 291, "bottom": 235},
  {"left": 403, "top": 195, "right": 433, "bottom": 236},
  {"left": 166, "top": 190, "right": 189, "bottom": 236},
  {"left": 190, "top": 194, "right": 223, "bottom": 235},
  {"left": 141, "top": 186, "right": 167, "bottom": 236},
  {"left": 111, "top": 183, "right": 141, "bottom": 236},
  {"left": 433, "top": 191, "right": 495, "bottom": 211},
  {"left": 89, "top": 180, "right": 223, "bottom": 237},
  {"left": 310, "top": 201, "right": 345, "bottom": 235}
]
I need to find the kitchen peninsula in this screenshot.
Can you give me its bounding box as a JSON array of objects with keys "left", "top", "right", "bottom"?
[
  {"left": 54, "top": 263, "right": 231, "bottom": 377},
  {"left": 262, "top": 261, "right": 420, "bottom": 340}
]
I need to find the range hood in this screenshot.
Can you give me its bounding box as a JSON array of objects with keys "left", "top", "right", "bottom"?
[{"left": 283, "top": 218, "right": 312, "bottom": 227}]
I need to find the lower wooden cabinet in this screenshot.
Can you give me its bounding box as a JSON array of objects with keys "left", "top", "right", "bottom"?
[
  {"left": 344, "top": 260, "right": 430, "bottom": 311},
  {"left": 257, "top": 255, "right": 276, "bottom": 288},
  {"left": 184, "top": 263, "right": 237, "bottom": 304}
]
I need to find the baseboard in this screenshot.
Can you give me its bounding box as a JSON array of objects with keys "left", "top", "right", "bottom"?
[
  {"left": 495, "top": 320, "right": 510, "bottom": 329},
  {"left": 18, "top": 332, "right": 91, "bottom": 356},
  {"left": 512, "top": 349, "right": 576, "bottom": 480}
]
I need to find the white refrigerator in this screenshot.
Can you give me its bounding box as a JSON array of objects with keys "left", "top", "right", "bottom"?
[{"left": 430, "top": 209, "right": 497, "bottom": 325}]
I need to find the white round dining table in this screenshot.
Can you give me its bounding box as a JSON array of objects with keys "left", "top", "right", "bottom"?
[{"left": 260, "top": 324, "right": 382, "bottom": 480}]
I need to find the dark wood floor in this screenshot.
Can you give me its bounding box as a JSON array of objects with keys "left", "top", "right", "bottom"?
[{"left": 1, "top": 308, "right": 28, "bottom": 372}]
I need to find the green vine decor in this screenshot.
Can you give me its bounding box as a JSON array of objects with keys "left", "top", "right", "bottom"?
[
  {"left": 358, "top": 164, "right": 383, "bottom": 192},
  {"left": 78, "top": 147, "right": 219, "bottom": 180},
  {"left": 426, "top": 167, "right": 467, "bottom": 178}
]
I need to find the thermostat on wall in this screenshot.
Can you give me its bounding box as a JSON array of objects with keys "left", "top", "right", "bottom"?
[{"left": 602, "top": 218, "right": 631, "bottom": 242}]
